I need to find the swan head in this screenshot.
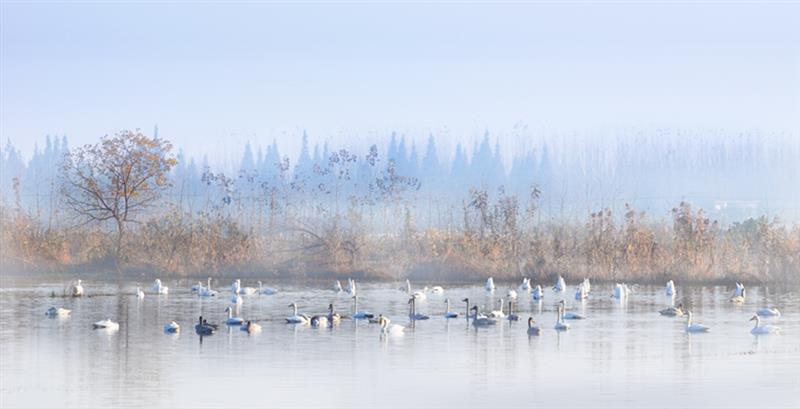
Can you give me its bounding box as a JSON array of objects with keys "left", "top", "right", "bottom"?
[
  {"left": 749, "top": 315, "right": 758, "bottom": 322},
  {"left": 444, "top": 298, "right": 450, "bottom": 304},
  {"left": 288, "top": 303, "right": 295, "bottom": 308},
  {"left": 224, "top": 306, "right": 232, "bottom": 313},
  {"left": 528, "top": 317, "right": 534, "bottom": 326},
  {"left": 461, "top": 298, "right": 469, "bottom": 303},
  {"left": 328, "top": 303, "right": 334, "bottom": 311}
]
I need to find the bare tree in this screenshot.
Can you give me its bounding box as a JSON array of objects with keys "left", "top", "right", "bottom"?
[{"left": 60, "top": 130, "right": 177, "bottom": 261}]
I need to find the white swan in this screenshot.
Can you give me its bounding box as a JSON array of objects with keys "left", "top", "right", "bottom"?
[
  {"left": 379, "top": 315, "right": 405, "bottom": 337},
  {"left": 582, "top": 278, "right": 591, "bottom": 293},
  {"left": 659, "top": 303, "right": 685, "bottom": 317},
  {"left": 488, "top": 298, "right": 506, "bottom": 318},
  {"left": 231, "top": 294, "right": 243, "bottom": 306},
  {"left": 93, "top": 318, "right": 119, "bottom": 330},
  {"left": 70, "top": 279, "right": 84, "bottom": 297},
  {"left": 152, "top": 279, "right": 169, "bottom": 295},
  {"left": 558, "top": 300, "right": 586, "bottom": 320},
  {"left": 233, "top": 279, "right": 257, "bottom": 295},
  {"left": 612, "top": 283, "right": 631, "bottom": 300},
  {"left": 310, "top": 314, "right": 329, "bottom": 328},
  {"left": 346, "top": 278, "right": 357, "bottom": 295},
  {"left": 574, "top": 282, "right": 588, "bottom": 300},
  {"left": 406, "top": 279, "right": 426, "bottom": 300},
  {"left": 756, "top": 307, "right": 781, "bottom": 317},
  {"left": 519, "top": 277, "right": 532, "bottom": 292},
  {"left": 135, "top": 285, "right": 145, "bottom": 299},
  {"left": 750, "top": 315, "right": 781, "bottom": 335},
  {"left": 553, "top": 276, "right": 566, "bottom": 293},
  {"left": 485, "top": 277, "right": 495, "bottom": 292},
  {"left": 527, "top": 317, "right": 541, "bottom": 336},
  {"left": 164, "top": 321, "right": 180, "bottom": 333},
  {"left": 224, "top": 306, "right": 244, "bottom": 326},
  {"left": 333, "top": 280, "right": 343, "bottom": 293},
  {"left": 257, "top": 281, "right": 277, "bottom": 295},
  {"left": 532, "top": 285, "right": 544, "bottom": 300},
  {"left": 191, "top": 281, "right": 203, "bottom": 292},
  {"left": 730, "top": 282, "right": 746, "bottom": 304},
  {"left": 408, "top": 297, "right": 430, "bottom": 320},
  {"left": 45, "top": 307, "right": 71, "bottom": 317},
  {"left": 351, "top": 295, "right": 374, "bottom": 319},
  {"left": 665, "top": 280, "right": 675, "bottom": 297},
  {"left": 443, "top": 298, "right": 459, "bottom": 318},
  {"left": 554, "top": 304, "right": 570, "bottom": 331},
  {"left": 470, "top": 305, "right": 498, "bottom": 327},
  {"left": 286, "top": 303, "right": 310, "bottom": 324},
  {"left": 241, "top": 321, "right": 262, "bottom": 334},
  {"left": 685, "top": 310, "right": 710, "bottom": 333},
  {"left": 198, "top": 277, "right": 218, "bottom": 297},
  {"left": 507, "top": 289, "right": 518, "bottom": 299}
]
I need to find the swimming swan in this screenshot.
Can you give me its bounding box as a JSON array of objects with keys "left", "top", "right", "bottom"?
[
  {"left": 195, "top": 316, "right": 217, "bottom": 335},
  {"left": 93, "top": 318, "right": 119, "bottom": 330},
  {"left": 488, "top": 298, "right": 506, "bottom": 318},
  {"left": 749, "top": 315, "right": 781, "bottom": 335},
  {"left": 553, "top": 276, "right": 566, "bottom": 293},
  {"left": 286, "top": 303, "right": 310, "bottom": 324},
  {"left": 756, "top": 307, "right": 781, "bottom": 317},
  {"left": 685, "top": 310, "right": 710, "bottom": 333},
  {"left": 152, "top": 279, "right": 169, "bottom": 295},
  {"left": 659, "top": 303, "right": 685, "bottom": 317},
  {"left": 553, "top": 304, "right": 570, "bottom": 331},
  {"left": 443, "top": 298, "right": 459, "bottom": 318},
  {"left": 198, "top": 277, "right": 218, "bottom": 297},
  {"left": 351, "top": 295, "right": 374, "bottom": 319},
  {"left": 527, "top": 317, "right": 541, "bottom": 336},
  {"left": 532, "top": 285, "right": 544, "bottom": 300},
  {"left": 379, "top": 315, "right": 405, "bottom": 337},
  {"left": 164, "top": 321, "right": 180, "bottom": 333},
  {"left": 257, "top": 281, "right": 277, "bottom": 295},
  {"left": 559, "top": 300, "right": 585, "bottom": 319},
  {"left": 507, "top": 300, "right": 520, "bottom": 321},
  {"left": 485, "top": 277, "right": 495, "bottom": 292},
  {"left": 224, "top": 306, "right": 244, "bottom": 326},
  {"left": 665, "top": 280, "right": 676, "bottom": 297},
  {"left": 70, "top": 279, "right": 84, "bottom": 297},
  {"left": 45, "top": 307, "right": 71, "bottom": 317},
  {"left": 519, "top": 278, "right": 532, "bottom": 292},
  {"left": 470, "top": 305, "right": 498, "bottom": 327},
  {"left": 406, "top": 279, "right": 427, "bottom": 300},
  {"left": 408, "top": 297, "right": 430, "bottom": 320}
]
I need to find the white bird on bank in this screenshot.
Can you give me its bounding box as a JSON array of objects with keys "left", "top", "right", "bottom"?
[
  {"left": 532, "top": 285, "right": 544, "bottom": 300},
  {"left": 756, "top": 307, "right": 781, "bottom": 317},
  {"left": 553, "top": 276, "right": 566, "bottom": 293},
  {"left": 257, "top": 281, "right": 277, "bottom": 295},
  {"left": 224, "top": 306, "right": 244, "bottom": 326},
  {"left": 93, "top": 318, "right": 119, "bottom": 331},
  {"left": 70, "top": 279, "right": 84, "bottom": 297},
  {"left": 45, "top": 307, "right": 71, "bottom": 317},
  {"left": 665, "top": 280, "right": 676, "bottom": 297},
  {"left": 152, "top": 279, "right": 168, "bottom": 295},
  {"left": 164, "top": 321, "right": 180, "bottom": 333},
  {"left": 685, "top": 310, "right": 710, "bottom": 333},
  {"left": 749, "top": 315, "right": 781, "bottom": 335},
  {"left": 286, "top": 303, "right": 310, "bottom": 324},
  {"left": 485, "top": 277, "right": 495, "bottom": 292}
]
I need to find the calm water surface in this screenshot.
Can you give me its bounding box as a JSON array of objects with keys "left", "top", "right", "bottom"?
[{"left": 1, "top": 276, "right": 798, "bottom": 408}]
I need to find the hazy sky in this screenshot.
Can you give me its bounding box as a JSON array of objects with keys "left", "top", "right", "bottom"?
[{"left": 1, "top": 0, "right": 798, "bottom": 163}]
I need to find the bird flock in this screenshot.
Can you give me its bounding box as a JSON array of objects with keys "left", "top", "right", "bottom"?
[{"left": 48, "top": 277, "right": 783, "bottom": 338}]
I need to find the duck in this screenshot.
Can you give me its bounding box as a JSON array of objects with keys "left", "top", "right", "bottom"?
[
  {"left": 135, "top": 285, "right": 145, "bottom": 299},
  {"left": 559, "top": 300, "right": 585, "bottom": 319},
  {"left": 45, "top": 307, "right": 71, "bottom": 317},
  {"left": 93, "top": 318, "right": 119, "bottom": 331},
  {"left": 164, "top": 321, "right": 180, "bottom": 333},
  {"left": 488, "top": 298, "right": 506, "bottom": 318},
  {"left": 507, "top": 289, "right": 518, "bottom": 299},
  {"left": 241, "top": 321, "right": 262, "bottom": 334},
  {"left": 553, "top": 304, "right": 570, "bottom": 331},
  {"left": 756, "top": 307, "right": 781, "bottom": 317},
  {"left": 224, "top": 306, "right": 244, "bottom": 326},
  {"left": 351, "top": 295, "right": 374, "bottom": 319},
  {"left": 443, "top": 298, "right": 459, "bottom": 318},
  {"left": 553, "top": 275, "right": 566, "bottom": 293},
  {"left": 333, "top": 280, "right": 343, "bottom": 293},
  {"left": 70, "top": 279, "right": 84, "bottom": 297},
  {"left": 379, "top": 315, "right": 405, "bottom": 337},
  {"left": 257, "top": 281, "right": 277, "bottom": 295},
  {"left": 574, "top": 282, "right": 588, "bottom": 300},
  {"left": 749, "top": 315, "right": 781, "bottom": 335},
  {"left": 152, "top": 279, "right": 169, "bottom": 295},
  {"left": 532, "top": 285, "right": 544, "bottom": 300},
  {"left": 470, "top": 305, "right": 498, "bottom": 327},
  {"left": 519, "top": 277, "right": 532, "bottom": 292},
  {"left": 507, "top": 300, "right": 520, "bottom": 321},
  {"left": 485, "top": 277, "right": 495, "bottom": 292},
  {"left": 527, "top": 317, "right": 541, "bottom": 336},
  {"left": 406, "top": 279, "right": 426, "bottom": 300},
  {"left": 195, "top": 316, "right": 217, "bottom": 335},
  {"left": 198, "top": 277, "right": 218, "bottom": 297},
  {"left": 730, "top": 282, "right": 746, "bottom": 304},
  {"left": 659, "top": 303, "right": 685, "bottom": 317},
  {"left": 408, "top": 297, "right": 430, "bottom": 320},
  {"left": 665, "top": 280, "right": 676, "bottom": 297},
  {"left": 685, "top": 310, "right": 710, "bottom": 333},
  {"left": 286, "top": 303, "right": 310, "bottom": 324}
]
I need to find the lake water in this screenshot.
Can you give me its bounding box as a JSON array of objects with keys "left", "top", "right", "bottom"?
[{"left": 1, "top": 276, "right": 798, "bottom": 408}]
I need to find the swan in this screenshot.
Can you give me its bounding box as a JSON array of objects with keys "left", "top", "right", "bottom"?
[
  {"left": 346, "top": 278, "right": 356, "bottom": 295},
  {"left": 730, "top": 282, "right": 746, "bottom": 304},
  {"left": 241, "top": 321, "right": 262, "bottom": 334},
  {"left": 527, "top": 317, "right": 541, "bottom": 336},
  {"left": 756, "top": 307, "right": 781, "bottom": 317},
  {"left": 70, "top": 279, "right": 84, "bottom": 297},
  {"left": 582, "top": 278, "right": 591, "bottom": 293},
  {"left": 191, "top": 281, "right": 203, "bottom": 292},
  {"left": 152, "top": 279, "right": 169, "bottom": 295},
  {"left": 612, "top": 283, "right": 631, "bottom": 300},
  {"left": 231, "top": 294, "right": 243, "bottom": 306},
  {"left": 470, "top": 305, "right": 498, "bottom": 326},
  {"left": 195, "top": 316, "right": 217, "bottom": 335},
  {"left": 45, "top": 307, "right": 71, "bottom": 317},
  {"left": 164, "top": 321, "right": 180, "bottom": 333},
  {"left": 519, "top": 277, "right": 532, "bottom": 292},
  {"left": 553, "top": 276, "right": 566, "bottom": 293},
  {"left": 198, "top": 277, "right": 218, "bottom": 297},
  {"left": 443, "top": 298, "right": 459, "bottom": 318},
  {"left": 351, "top": 295, "right": 375, "bottom": 319},
  {"left": 333, "top": 280, "right": 343, "bottom": 293},
  {"left": 406, "top": 279, "right": 426, "bottom": 300},
  {"left": 559, "top": 300, "right": 585, "bottom": 319},
  {"left": 485, "top": 277, "right": 495, "bottom": 292},
  {"left": 507, "top": 300, "right": 520, "bottom": 321},
  {"left": 659, "top": 303, "right": 685, "bottom": 317},
  {"left": 554, "top": 304, "right": 570, "bottom": 331},
  {"left": 231, "top": 279, "right": 240, "bottom": 293},
  {"left": 257, "top": 281, "right": 277, "bottom": 295},
  {"left": 235, "top": 279, "right": 258, "bottom": 295},
  {"left": 136, "top": 285, "right": 145, "bottom": 299},
  {"left": 327, "top": 304, "right": 342, "bottom": 325},
  {"left": 488, "top": 298, "right": 506, "bottom": 318},
  {"left": 286, "top": 303, "right": 310, "bottom": 324},
  {"left": 574, "top": 282, "right": 588, "bottom": 300},
  {"left": 429, "top": 286, "right": 444, "bottom": 295},
  {"left": 408, "top": 297, "right": 430, "bottom": 320},
  {"left": 750, "top": 315, "right": 781, "bottom": 335},
  {"left": 462, "top": 298, "right": 474, "bottom": 320},
  {"left": 665, "top": 280, "right": 676, "bottom": 297},
  {"left": 507, "top": 289, "right": 518, "bottom": 299},
  {"left": 532, "top": 285, "right": 544, "bottom": 300},
  {"left": 224, "top": 306, "right": 244, "bottom": 326},
  {"left": 379, "top": 315, "right": 405, "bottom": 337},
  {"left": 685, "top": 310, "right": 710, "bottom": 333},
  {"left": 310, "top": 314, "right": 329, "bottom": 328},
  {"left": 93, "top": 318, "right": 119, "bottom": 330}
]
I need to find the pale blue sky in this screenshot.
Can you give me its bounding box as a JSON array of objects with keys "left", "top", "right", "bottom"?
[{"left": 1, "top": 0, "right": 798, "bottom": 163}]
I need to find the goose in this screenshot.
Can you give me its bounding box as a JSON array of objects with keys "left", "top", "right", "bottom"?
[
  {"left": 553, "top": 276, "right": 566, "bottom": 293},
  {"left": 485, "top": 277, "right": 495, "bottom": 292},
  {"left": 428, "top": 286, "right": 444, "bottom": 295},
  {"left": 470, "top": 305, "right": 498, "bottom": 327},
  {"left": 659, "top": 303, "right": 685, "bottom": 317},
  {"left": 532, "top": 285, "right": 544, "bottom": 300},
  {"left": 527, "top": 317, "right": 541, "bottom": 336},
  {"left": 195, "top": 316, "right": 217, "bottom": 335},
  {"left": 286, "top": 303, "right": 310, "bottom": 324},
  {"left": 507, "top": 289, "right": 518, "bottom": 299},
  {"left": 333, "top": 280, "right": 343, "bottom": 293},
  {"left": 507, "top": 300, "right": 520, "bottom": 321},
  {"left": 135, "top": 285, "right": 145, "bottom": 299},
  {"left": 198, "top": 277, "right": 218, "bottom": 297},
  {"left": 406, "top": 279, "right": 426, "bottom": 300},
  {"left": 756, "top": 307, "right": 781, "bottom": 317},
  {"left": 45, "top": 307, "right": 71, "bottom": 317},
  {"left": 665, "top": 280, "right": 676, "bottom": 297},
  {"left": 379, "top": 315, "right": 405, "bottom": 337},
  {"left": 443, "top": 298, "right": 459, "bottom": 318},
  {"left": 519, "top": 277, "right": 532, "bottom": 292},
  {"left": 164, "top": 321, "right": 180, "bottom": 333},
  {"left": 730, "top": 282, "right": 746, "bottom": 304},
  {"left": 612, "top": 283, "right": 631, "bottom": 300},
  {"left": 488, "top": 298, "right": 506, "bottom": 318},
  {"left": 574, "top": 283, "right": 588, "bottom": 300},
  {"left": 70, "top": 279, "right": 84, "bottom": 297},
  {"left": 241, "top": 321, "right": 262, "bottom": 334},
  {"left": 257, "top": 281, "right": 277, "bottom": 295},
  {"left": 224, "top": 306, "right": 244, "bottom": 326},
  {"left": 749, "top": 315, "right": 781, "bottom": 335},
  {"left": 191, "top": 281, "right": 203, "bottom": 292},
  {"left": 93, "top": 318, "right": 119, "bottom": 330},
  {"left": 559, "top": 300, "right": 585, "bottom": 319},
  {"left": 351, "top": 295, "right": 374, "bottom": 319},
  {"left": 685, "top": 310, "right": 710, "bottom": 333},
  {"left": 231, "top": 294, "right": 243, "bottom": 306},
  {"left": 327, "top": 304, "right": 342, "bottom": 325},
  {"left": 554, "top": 304, "right": 570, "bottom": 331},
  {"left": 408, "top": 297, "right": 430, "bottom": 320},
  {"left": 152, "top": 279, "right": 169, "bottom": 295}
]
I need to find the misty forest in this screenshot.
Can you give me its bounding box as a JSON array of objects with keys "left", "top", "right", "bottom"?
[{"left": 1, "top": 130, "right": 798, "bottom": 283}]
